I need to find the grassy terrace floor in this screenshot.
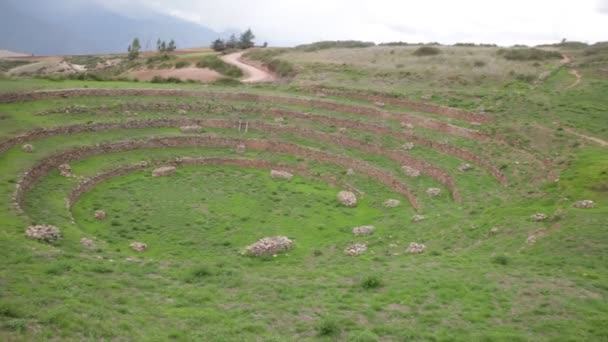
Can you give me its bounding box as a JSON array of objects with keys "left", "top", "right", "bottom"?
[{"left": 0, "top": 68, "right": 607, "bottom": 340}]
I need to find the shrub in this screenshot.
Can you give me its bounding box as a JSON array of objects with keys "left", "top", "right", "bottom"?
[
  {"left": 317, "top": 317, "right": 339, "bottom": 336},
  {"left": 473, "top": 60, "right": 486, "bottom": 67},
  {"left": 150, "top": 76, "right": 183, "bottom": 84},
  {"left": 244, "top": 49, "right": 296, "bottom": 77},
  {"left": 360, "top": 275, "right": 382, "bottom": 289},
  {"left": 174, "top": 61, "right": 190, "bottom": 69},
  {"left": 492, "top": 255, "right": 510, "bottom": 265},
  {"left": 413, "top": 46, "right": 441, "bottom": 56},
  {"left": 212, "top": 77, "right": 241, "bottom": 86},
  {"left": 497, "top": 48, "right": 561, "bottom": 61},
  {"left": 196, "top": 55, "right": 243, "bottom": 78}
]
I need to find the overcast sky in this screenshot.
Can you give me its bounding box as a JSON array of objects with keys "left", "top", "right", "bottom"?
[{"left": 95, "top": 0, "right": 608, "bottom": 46}]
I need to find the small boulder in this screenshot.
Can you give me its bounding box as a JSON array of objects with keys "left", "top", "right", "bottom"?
[
  {"left": 526, "top": 235, "right": 537, "bottom": 245},
  {"left": 458, "top": 163, "right": 473, "bottom": 172},
  {"left": 274, "top": 116, "right": 285, "bottom": 123},
  {"left": 235, "top": 144, "right": 246, "bottom": 153},
  {"left": 245, "top": 236, "right": 293, "bottom": 257},
  {"left": 412, "top": 215, "right": 426, "bottom": 222},
  {"left": 80, "top": 238, "right": 95, "bottom": 248},
  {"left": 152, "top": 166, "right": 176, "bottom": 177},
  {"left": 338, "top": 127, "right": 347, "bottom": 134},
  {"left": 177, "top": 109, "right": 188, "bottom": 114},
  {"left": 402, "top": 142, "right": 415, "bottom": 150},
  {"left": 383, "top": 199, "right": 401, "bottom": 208},
  {"left": 374, "top": 101, "right": 385, "bottom": 108},
  {"left": 58, "top": 163, "right": 73, "bottom": 177},
  {"left": 337, "top": 191, "right": 357, "bottom": 207},
  {"left": 573, "top": 200, "right": 595, "bottom": 209},
  {"left": 179, "top": 125, "right": 201, "bottom": 133},
  {"left": 489, "top": 227, "right": 500, "bottom": 235},
  {"left": 26, "top": 224, "right": 61, "bottom": 243},
  {"left": 353, "top": 225, "right": 375, "bottom": 237},
  {"left": 130, "top": 241, "right": 147, "bottom": 252},
  {"left": 426, "top": 188, "right": 441, "bottom": 196},
  {"left": 406, "top": 242, "right": 426, "bottom": 254},
  {"left": 402, "top": 165, "right": 421, "bottom": 177},
  {"left": 344, "top": 243, "right": 367, "bottom": 256},
  {"left": 530, "top": 213, "right": 547, "bottom": 221},
  {"left": 270, "top": 170, "right": 293, "bottom": 180},
  {"left": 346, "top": 168, "right": 355, "bottom": 176},
  {"left": 22, "top": 144, "right": 34, "bottom": 153},
  {"left": 94, "top": 210, "right": 106, "bottom": 221}
]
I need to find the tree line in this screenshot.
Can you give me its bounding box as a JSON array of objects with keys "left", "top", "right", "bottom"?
[{"left": 211, "top": 29, "right": 266, "bottom": 52}]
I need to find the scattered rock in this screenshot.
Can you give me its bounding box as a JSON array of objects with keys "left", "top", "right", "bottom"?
[
  {"left": 338, "top": 127, "right": 347, "bottom": 134},
  {"left": 426, "top": 188, "right": 441, "bottom": 196},
  {"left": 421, "top": 94, "right": 432, "bottom": 100},
  {"left": 245, "top": 236, "right": 293, "bottom": 257},
  {"left": 458, "top": 163, "right": 473, "bottom": 172},
  {"left": 573, "top": 200, "right": 595, "bottom": 209},
  {"left": 316, "top": 92, "right": 327, "bottom": 98},
  {"left": 152, "top": 166, "right": 176, "bottom": 177},
  {"left": 526, "top": 235, "right": 537, "bottom": 245},
  {"left": 177, "top": 109, "right": 187, "bottom": 114},
  {"left": 402, "top": 165, "right": 421, "bottom": 177},
  {"left": 489, "top": 227, "right": 500, "bottom": 235},
  {"left": 130, "top": 241, "right": 147, "bottom": 252},
  {"left": 179, "top": 125, "right": 201, "bottom": 133},
  {"left": 235, "top": 144, "right": 246, "bottom": 153},
  {"left": 374, "top": 101, "right": 385, "bottom": 107},
  {"left": 344, "top": 243, "right": 367, "bottom": 256},
  {"left": 406, "top": 242, "right": 426, "bottom": 254},
  {"left": 530, "top": 213, "right": 547, "bottom": 221},
  {"left": 353, "top": 225, "right": 375, "bottom": 237},
  {"left": 383, "top": 199, "right": 401, "bottom": 208},
  {"left": 22, "top": 144, "right": 34, "bottom": 153},
  {"left": 25, "top": 225, "right": 61, "bottom": 243},
  {"left": 94, "top": 210, "right": 106, "bottom": 221},
  {"left": 270, "top": 170, "right": 293, "bottom": 180},
  {"left": 346, "top": 168, "right": 356, "bottom": 176},
  {"left": 58, "top": 163, "right": 73, "bottom": 177},
  {"left": 80, "top": 238, "right": 95, "bottom": 248},
  {"left": 400, "top": 122, "right": 414, "bottom": 129},
  {"left": 412, "top": 215, "right": 426, "bottom": 222},
  {"left": 337, "top": 191, "right": 357, "bottom": 207},
  {"left": 274, "top": 116, "right": 285, "bottom": 123},
  {"left": 402, "top": 142, "right": 414, "bottom": 150}
]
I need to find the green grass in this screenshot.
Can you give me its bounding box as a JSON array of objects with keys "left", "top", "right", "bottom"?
[
  {"left": 0, "top": 42, "right": 607, "bottom": 340},
  {"left": 196, "top": 55, "right": 243, "bottom": 78}
]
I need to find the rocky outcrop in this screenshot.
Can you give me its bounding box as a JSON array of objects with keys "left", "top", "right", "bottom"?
[
  {"left": 573, "top": 200, "right": 595, "bottom": 209},
  {"left": 353, "top": 225, "right": 375, "bottom": 236},
  {"left": 245, "top": 236, "right": 293, "bottom": 257},
  {"left": 426, "top": 188, "right": 441, "bottom": 196},
  {"left": 26, "top": 224, "right": 61, "bottom": 243},
  {"left": 270, "top": 170, "right": 293, "bottom": 180},
  {"left": 152, "top": 166, "right": 176, "bottom": 177},
  {"left": 344, "top": 243, "right": 367, "bottom": 256},
  {"left": 530, "top": 213, "right": 547, "bottom": 221},
  {"left": 130, "top": 241, "right": 147, "bottom": 252},
  {"left": 58, "top": 163, "right": 73, "bottom": 177},
  {"left": 383, "top": 199, "right": 400, "bottom": 208},
  {"left": 412, "top": 215, "right": 426, "bottom": 222},
  {"left": 406, "top": 242, "right": 426, "bottom": 254},
  {"left": 22, "top": 144, "right": 34, "bottom": 153},
  {"left": 337, "top": 191, "right": 357, "bottom": 207},
  {"left": 94, "top": 210, "right": 106, "bottom": 220}
]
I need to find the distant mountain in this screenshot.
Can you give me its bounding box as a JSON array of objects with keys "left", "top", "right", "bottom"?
[{"left": 0, "top": 0, "right": 222, "bottom": 55}]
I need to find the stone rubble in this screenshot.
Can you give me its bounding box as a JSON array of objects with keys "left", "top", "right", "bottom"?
[
  {"left": 80, "top": 238, "right": 95, "bottom": 248},
  {"left": 344, "top": 243, "right": 368, "bottom": 256},
  {"left": 270, "top": 170, "right": 293, "bottom": 180},
  {"left": 22, "top": 144, "right": 34, "bottom": 153},
  {"left": 426, "top": 188, "right": 441, "bottom": 196},
  {"left": 526, "top": 235, "right": 537, "bottom": 245},
  {"left": 245, "top": 236, "right": 293, "bottom": 257},
  {"left": 402, "top": 165, "right": 421, "bottom": 177},
  {"left": 337, "top": 191, "right": 357, "bottom": 207},
  {"left": 402, "top": 142, "right": 415, "bottom": 150},
  {"left": 130, "top": 241, "right": 148, "bottom": 252},
  {"left": 573, "top": 200, "right": 595, "bottom": 209},
  {"left": 58, "top": 163, "right": 73, "bottom": 177},
  {"left": 152, "top": 166, "right": 176, "bottom": 177},
  {"left": 94, "top": 210, "right": 106, "bottom": 220},
  {"left": 274, "top": 116, "right": 285, "bottom": 123},
  {"left": 353, "top": 225, "right": 375, "bottom": 237},
  {"left": 530, "top": 213, "right": 547, "bottom": 221},
  {"left": 406, "top": 242, "right": 426, "bottom": 254},
  {"left": 25, "top": 224, "right": 61, "bottom": 243},
  {"left": 458, "top": 163, "right": 473, "bottom": 172},
  {"left": 412, "top": 215, "right": 426, "bottom": 222},
  {"left": 383, "top": 199, "right": 401, "bottom": 208},
  {"left": 346, "top": 168, "right": 355, "bottom": 176}
]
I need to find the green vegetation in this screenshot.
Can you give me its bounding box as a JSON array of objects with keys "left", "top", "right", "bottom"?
[
  {"left": 0, "top": 59, "right": 33, "bottom": 72},
  {"left": 245, "top": 49, "right": 297, "bottom": 77},
  {"left": 413, "top": 46, "right": 442, "bottom": 56},
  {"left": 296, "top": 40, "right": 375, "bottom": 52},
  {"left": 195, "top": 55, "right": 243, "bottom": 78},
  {"left": 497, "top": 47, "right": 562, "bottom": 61},
  {"left": 127, "top": 37, "right": 141, "bottom": 60}
]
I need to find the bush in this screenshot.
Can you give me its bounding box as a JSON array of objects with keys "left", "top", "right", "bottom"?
[
  {"left": 146, "top": 53, "right": 176, "bottom": 65},
  {"left": 150, "top": 76, "right": 183, "bottom": 84},
  {"left": 497, "top": 48, "right": 561, "bottom": 61},
  {"left": 296, "top": 40, "right": 375, "bottom": 52},
  {"left": 212, "top": 77, "right": 241, "bottom": 86},
  {"left": 196, "top": 55, "right": 243, "bottom": 78},
  {"left": 317, "top": 317, "right": 339, "bottom": 336},
  {"left": 360, "top": 275, "right": 382, "bottom": 289},
  {"left": 413, "top": 46, "right": 441, "bottom": 56},
  {"left": 492, "top": 255, "right": 510, "bottom": 265},
  {"left": 473, "top": 60, "right": 486, "bottom": 67},
  {"left": 174, "top": 61, "right": 190, "bottom": 69}
]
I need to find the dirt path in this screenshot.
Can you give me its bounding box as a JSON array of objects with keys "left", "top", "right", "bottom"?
[
  {"left": 562, "top": 127, "right": 608, "bottom": 147},
  {"left": 561, "top": 53, "right": 582, "bottom": 89},
  {"left": 221, "top": 51, "right": 275, "bottom": 83}
]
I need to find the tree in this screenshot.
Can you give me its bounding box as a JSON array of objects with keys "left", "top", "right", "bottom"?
[
  {"left": 157, "top": 38, "right": 163, "bottom": 52},
  {"left": 239, "top": 28, "right": 255, "bottom": 49},
  {"left": 211, "top": 38, "right": 226, "bottom": 52},
  {"left": 226, "top": 34, "right": 238, "bottom": 49},
  {"left": 128, "top": 38, "right": 141, "bottom": 60},
  {"left": 167, "top": 39, "right": 176, "bottom": 52},
  {"left": 262, "top": 42, "right": 268, "bottom": 48}
]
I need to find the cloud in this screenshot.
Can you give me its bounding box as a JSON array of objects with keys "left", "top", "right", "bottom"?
[{"left": 90, "top": 0, "right": 608, "bottom": 46}]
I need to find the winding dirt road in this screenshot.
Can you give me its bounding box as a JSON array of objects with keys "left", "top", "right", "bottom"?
[{"left": 221, "top": 51, "right": 275, "bottom": 83}]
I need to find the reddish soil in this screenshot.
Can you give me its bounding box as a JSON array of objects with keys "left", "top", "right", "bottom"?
[{"left": 127, "top": 67, "right": 222, "bottom": 82}]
